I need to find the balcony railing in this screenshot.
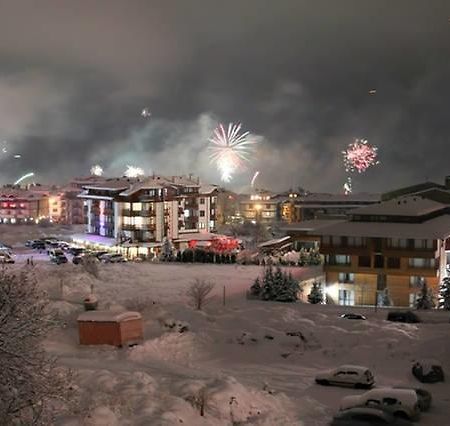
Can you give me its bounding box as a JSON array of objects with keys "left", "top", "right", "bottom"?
[{"left": 121, "top": 224, "right": 156, "bottom": 231}]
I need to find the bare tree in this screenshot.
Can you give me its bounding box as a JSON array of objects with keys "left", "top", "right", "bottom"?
[
  {"left": 0, "top": 269, "right": 72, "bottom": 424},
  {"left": 186, "top": 279, "right": 215, "bottom": 310},
  {"left": 82, "top": 255, "right": 100, "bottom": 279}
]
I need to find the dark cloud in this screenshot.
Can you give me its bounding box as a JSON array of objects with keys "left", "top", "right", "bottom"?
[{"left": 0, "top": 0, "right": 449, "bottom": 192}]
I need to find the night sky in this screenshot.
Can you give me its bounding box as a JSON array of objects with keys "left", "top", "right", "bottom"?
[{"left": 0, "top": 0, "right": 449, "bottom": 193}]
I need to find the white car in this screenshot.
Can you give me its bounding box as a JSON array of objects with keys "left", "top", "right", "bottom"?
[
  {"left": 331, "top": 407, "right": 413, "bottom": 425},
  {"left": 315, "top": 365, "right": 374, "bottom": 388},
  {"left": 0, "top": 253, "right": 14, "bottom": 264},
  {"left": 340, "top": 388, "right": 420, "bottom": 421}
]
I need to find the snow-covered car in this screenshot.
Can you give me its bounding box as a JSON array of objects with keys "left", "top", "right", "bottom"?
[
  {"left": 412, "top": 359, "right": 444, "bottom": 383},
  {"left": 393, "top": 386, "right": 432, "bottom": 411},
  {"left": 340, "top": 313, "right": 366, "bottom": 320},
  {"left": 315, "top": 365, "right": 374, "bottom": 388},
  {"left": 387, "top": 311, "right": 420, "bottom": 323},
  {"left": 0, "top": 253, "right": 15, "bottom": 263},
  {"left": 331, "top": 407, "right": 413, "bottom": 425},
  {"left": 49, "top": 249, "right": 68, "bottom": 265},
  {"left": 340, "top": 388, "right": 420, "bottom": 421},
  {"left": 100, "top": 253, "right": 127, "bottom": 263}
]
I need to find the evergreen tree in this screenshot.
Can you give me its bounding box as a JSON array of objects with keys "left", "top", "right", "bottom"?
[
  {"left": 415, "top": 281, "right": 435, "bottom": 310},
  {"left": 439, "top": 276, "right": 450, "bottom": 310},
  {"left": 250, "top": 277, "right": 262, "bottom": 297},
  {"left": 308, "top": 281, "right": 323, "bottom": 304},
  {"left": 275, "top": 271, "right": 300, "bottom": 302},
  {"left": 299, "top": 248, "right": 308, "bottom": 266},
  {"left": 261, "top": 265, "right": 275, "bottom": 300},
  {"left": 160, "top": 238, "right": 174, "bottom": 261}
]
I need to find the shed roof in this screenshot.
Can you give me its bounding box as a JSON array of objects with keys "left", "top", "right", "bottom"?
[{"left": 77, "top": 310, "right": 141, "bottom": 322}]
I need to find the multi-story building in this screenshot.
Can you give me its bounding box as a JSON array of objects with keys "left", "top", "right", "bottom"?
[
  {"left": 239, "top": 190, "right": 280, "bottom": 224},
  {"left": 78, "top": 175, "right": 218, "bottom": 253},
  {"left": 314, "top": 196, "right": 450, "bottom": 307},
  {"left": 0, "top": 186, "right": 49, "bottom": 224},
  {"left": 282, "top": 192, "right": 381, "bottom": 223},
  {"left": 198, "top": 185, "right": 218, "bottom": 233}
]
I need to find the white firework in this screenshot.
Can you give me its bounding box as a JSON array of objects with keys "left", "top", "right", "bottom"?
[
  {"left": 141, "top": 108, "right": 151, "bottom": 118},
  {"left": 90, "top": 164, "right": 104, "bottom": 176},
  {"left": 125, "top": 165, "right": 145, "bottom": 178},
  {"left": 208, "top": 122, "right": 258, "bottom": 182}
]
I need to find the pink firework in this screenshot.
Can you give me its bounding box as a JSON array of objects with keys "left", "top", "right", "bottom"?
[{"left": 343, "top": 139, "right": 379, "bottom": 173}]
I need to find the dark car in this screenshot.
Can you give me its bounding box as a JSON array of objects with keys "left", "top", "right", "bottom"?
[
  {"left": 387, "top": 311, "right": 420, "bottom": 324},
  {"left": 393, "top": 386, "right": 432, "bottom": 411},
  {"left": 92, "top": 250, "right": 108, "bottom": 259},
  {"left": 331, "top": 407, "right": 412, "bottom": 425},
  {"left": 412, "top": 360, "right": 444, "bottom": 384},
  {"left": 31, "top": 240, "right": 46, "bottom": 250},
  {"left": 68, "top": 247, "right": 86, "bottom": 256},
  {"left": 51, "top": 254, "right": 68, "bottom": 265},
  {"left": 340, "top": 313, "right": 367, "bottom": 320}
]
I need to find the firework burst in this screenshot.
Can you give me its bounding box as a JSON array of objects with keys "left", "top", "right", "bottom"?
[
  {"left": 208, "top": 122, "right": 258, "bottom": 182},
  {"left": 124, "top": 165, "right": 144, "bottom": 178},
  {"left": 90, "top": 164, "right": 104, "bottom": 176},
  {"left": 343, "top": 139, "right": 379, "bottom": 173}
]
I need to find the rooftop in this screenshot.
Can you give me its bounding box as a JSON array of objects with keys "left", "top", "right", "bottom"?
[
  {"left": 312, "top": 213, "right": 450, "bottom": 240},
  {"left": 351, "top": 196, "right": 447, "bottom": 217},
  {"left": 296, "top": 192, "right": 381, "bottom": 204}
]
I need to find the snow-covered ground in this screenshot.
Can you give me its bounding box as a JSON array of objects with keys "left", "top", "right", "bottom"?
[
  {"left": 2, "top": 226, "right": 450, "bottom": 425},
  {"left": 3, "top": 260, "right": 446, "bottom": 425}
]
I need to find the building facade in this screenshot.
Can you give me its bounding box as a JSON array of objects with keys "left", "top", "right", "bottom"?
[
  {"left": 239, "top": 190, "right": 280, "bottom": 224},
  {"left": 0, "top": 186, "right": 49, "bottom": 224},
  {"left": 315, "top": 196, "right": 450, "bottom": 307},
  {"left": 79, "top": 175, "right": 218, "bottom": 248}
]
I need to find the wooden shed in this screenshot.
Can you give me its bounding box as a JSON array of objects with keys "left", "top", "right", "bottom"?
[{"left": 77, "top": 310, "right": 143, "bottom": 347}]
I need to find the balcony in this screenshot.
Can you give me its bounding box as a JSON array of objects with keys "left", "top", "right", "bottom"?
[{"left": 121, "top": 223, "right": 156, "bottom": 231}]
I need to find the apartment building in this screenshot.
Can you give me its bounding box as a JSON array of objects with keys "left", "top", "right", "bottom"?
[
  {"left": 0, "top": 186, "right": 49, "bottom": 224},
  {"left": 239, "top": 190, "right": 280, "bottom": 224},
  {"left": 314, "top": 196, "right": 450, "bottom": 307},
  {"left": 198, "top": 185, "right": 218, "bottom": 233},
  {"left": 79, "top": 175, "right": 217, "bottom": 250},
  {"left": 281, "top": 192, "right": 381, "bottom": 223}
]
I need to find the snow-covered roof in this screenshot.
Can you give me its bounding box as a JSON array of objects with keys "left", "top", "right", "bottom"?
[
  {"left": 280, "top": 219, "right": 345, "bottom": 232},
  {"left": 199, "top": 184, "right": 219, "bottom": 195},
  {"left": 119, "top": 178, "right": 166, "bottom": 196},
  {"left": 351, "top": 196, "right": 447, "bottom": 217},
  {"left": 297, "top": 192, "right": 381, "bottom": 204},
  {"left": 77, "top": 310, "right": 141, "bottom": 322},
  {"left": 313, "top": 214, "right": 450, "bottom": 239},
  {"left": 83, "top": 178, "right": 139, "bottom": 191},
  {"left": 258, "top": 236, "right": 291, "bottom": 248}
]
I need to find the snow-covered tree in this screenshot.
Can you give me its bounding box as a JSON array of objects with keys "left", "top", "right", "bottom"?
[
  {"left": 275, "top": 272, "right": 300, "bottom": 302},
  {"left": 261, "top": 265, "right": 275, "bottom": 300},
  {"left": 250, "top": 277, "right": 262, "bottom": 297},
  {"left": 0, "top": 269, "right": 72, "bottom": 424},
  {"left": 160, "top": 237, "right": 174, "bottom": 261},
  {"left": 438, "top": 276, "right": 450, "bottom": 310},
  {"left": 308, "top": 281, "right": 323, "bottom": 304},
  {"left": 415, "top": 281, "right": 435, "bottom": 310}
]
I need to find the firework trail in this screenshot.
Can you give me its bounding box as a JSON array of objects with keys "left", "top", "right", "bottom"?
[
  {"left": 124, "top": 165, "right": 144, "bottom": 178},
  {"left": 251, "top": 171, "right": 260, "bottom": 187},
  {"left": 14, "top": 172, "right": 35, "bottom": 185},
  {"left": 141, "top": 108, "right": 151, "bottom": 118},
  {"left": 343, "top": 176, "right": 352, "bottom": 194},
  {"left": 208, "top": 122, "right": 258, "bottom": 182},
  {"left": 90, "top": 164, "right": 104, "bottom": 176},
  {"left": 343, "top": 139, "right": 379, "bottom": 173}
]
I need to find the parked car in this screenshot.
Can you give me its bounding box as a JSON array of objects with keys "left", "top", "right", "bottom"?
[
  {"left": 387, "top": 311, "right": 420, "bottom": 323},
  {"left": 57, "top": 241, "right": 70, "bottom": 250},
  {"left": 100, "top": 253, "right": 127, "bottom": 263},
  {"left": 412, "top": 359, "right": 444, "bottom": 383},
  {"left": 340, "top": 313, "right": 367, "bottom": 320},
  {"left": 92, "top": 250, "right": 108, "bottom": 259},
  {"left": 49, "top": 249, "right": 68, "bottom": 265},
  {"left": 73, "top": 253, "right": 97, "bottom": 265},
  {"left": 393, "top": 386, "right": 432, "bottom": 411},
  {"left": 68, "top": 246, "right": 86, "bottom": 256},
  {"left": 25, "top": 239, "right": 35, "bottom": 247},
  {"left": 315, "top": 365, "right": 375, "bottom": 389},
  {"left": 331, "top": 407, "right": 413, "bottom": 425},
  {"left": 0, "top": 253, "right": 15, "bottom": 263},
  {"left": 340, "top": 388, "right": 420, "bottom": 421},
  {"left": 31, "top": 240, "right": 46, "bottom": 250}
]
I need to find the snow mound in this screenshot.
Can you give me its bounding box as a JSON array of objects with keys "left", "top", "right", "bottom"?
[
  {"left": 84, "top": 406, "right": 119, "bottom": 426},
  {"left": 128, "top": 332, "right": 204, "bottom": 364}
]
